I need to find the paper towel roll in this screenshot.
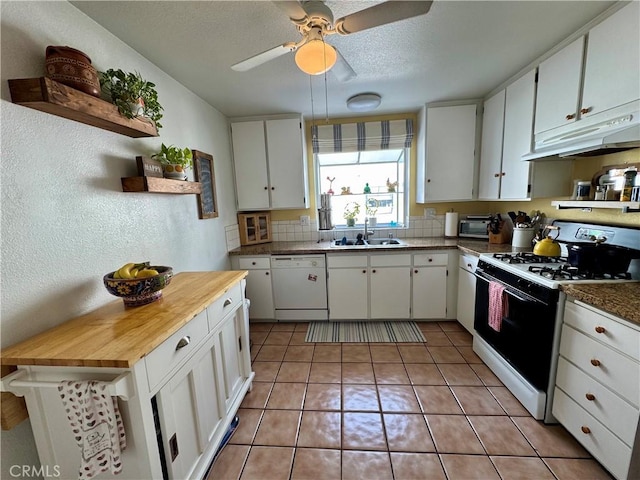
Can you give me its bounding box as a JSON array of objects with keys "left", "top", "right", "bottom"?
[{"left": 445, "top": 212, "right": 459, "bottom": 237}]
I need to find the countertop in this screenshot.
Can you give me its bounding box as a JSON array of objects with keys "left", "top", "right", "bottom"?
[
  {"left": 229, "top": 237, "right": 524, "bottom": 256},
  {"left": 0, "top": 271, "right": 248, "bottom": 368},
  {"left": 561, "top": 283, "right": 640, "bottom": 325}
]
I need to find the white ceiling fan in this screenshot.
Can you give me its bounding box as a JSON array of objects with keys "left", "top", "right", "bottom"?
[{"left": 231, "top": 0, "right": 433, "bottom": 81}]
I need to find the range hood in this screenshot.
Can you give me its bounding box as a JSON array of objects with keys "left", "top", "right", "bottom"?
[{"left": 522, "top": 110, "right": 640, "bottom": 161}]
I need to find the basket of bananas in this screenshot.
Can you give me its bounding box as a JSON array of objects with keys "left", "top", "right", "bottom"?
[{"left": 103, "top": 262, "right": 173, "bottom": 307}]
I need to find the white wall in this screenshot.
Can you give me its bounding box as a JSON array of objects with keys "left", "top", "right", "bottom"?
[{"left": 1, "top": 1, "right": 237, "bottom": 474}]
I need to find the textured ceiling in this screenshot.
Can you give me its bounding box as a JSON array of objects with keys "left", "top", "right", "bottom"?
[{"left": 71, "top": 0, "right": 615, "bottom": 119}]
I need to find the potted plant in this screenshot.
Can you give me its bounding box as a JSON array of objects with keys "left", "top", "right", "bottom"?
[
  {"left": 99, "top": 69, "right": 163, "bottom": 130},
  {"left": 365, "top": 198, "right": 379, "bottom": 227},
  {"left": 152, "top": 144, "right": 193, "bottom": 180},
  {"left": 343, "top": 201, "right": 360, "bottom": 227}
]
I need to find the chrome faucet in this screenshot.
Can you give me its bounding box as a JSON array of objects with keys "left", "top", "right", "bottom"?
[{"left": 364, "top": 218, "right": 375, "bottom": 240}]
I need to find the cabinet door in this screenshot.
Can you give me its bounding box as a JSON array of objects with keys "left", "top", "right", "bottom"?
[
  {"left": 265, "top": 118, "right": 308, "bottom": 209},
  {"left": 478, "top": 90, "right": 505, "bottom": 200},
  {"left": 424, "top": 104, "right": 477, "bottom": 201},
  {"left": 412, "top": 266, "right": 447, "bottom": 319},
  {"left": 534, "top": 37, "right": 584, "bottom": 134},
  {"left": 581, "top": 2, "right": 640, "bottom": 118},
  {"left": 245, "top": 269, "right": 274, "bottom": 320},
  {"left": 155, "top": 335, "right": 224, "bottom": 480},
  {"left": 217, "top": 313, "right": 246, "bottom": 414},
  {"left": 328, "top": 268, "right": 368, "bottom": 320},
  {"left": 500, "top": 70, "right": 535, "bottom": 200},
  {"left": 231, "top": 121, "right": 270, "bottom": 210},
  {"left": 370, "top": 267, "right": 410, "bottom": 319},
  {"left": 456, "top": 267, "right": 476, "bottom": 334}
]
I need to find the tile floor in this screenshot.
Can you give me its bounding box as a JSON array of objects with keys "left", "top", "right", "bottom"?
[{"left": 207, "top": 321, "right": 613, "bottom": 480}]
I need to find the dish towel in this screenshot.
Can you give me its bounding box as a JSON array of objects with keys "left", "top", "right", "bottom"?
[
  {"left": 488, "top": 281, "right": 509, "bottom": 332},
  {"left": 58, "top": 380, "right": 126, "bottom": 480}
]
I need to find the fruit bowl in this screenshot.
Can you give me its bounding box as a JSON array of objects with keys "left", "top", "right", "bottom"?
[{"left": 103, "top": 266, "right": 173, "bottom": 307}]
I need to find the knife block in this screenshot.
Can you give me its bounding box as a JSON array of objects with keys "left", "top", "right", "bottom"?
[{"left": 488, "top": 221, "right": 511, "bottom": 244}]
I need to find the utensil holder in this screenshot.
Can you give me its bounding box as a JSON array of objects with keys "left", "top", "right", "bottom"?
[{"left": 488, "top": 221, "right": 510, "bottom": 244}]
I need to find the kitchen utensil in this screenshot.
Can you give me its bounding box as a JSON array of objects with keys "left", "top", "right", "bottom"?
[
  {"left": 532, "top": 226, "right": 561, "bottom": 257},
  {"left": 567, "top": 242, "right": 635, "bottom": 274}
]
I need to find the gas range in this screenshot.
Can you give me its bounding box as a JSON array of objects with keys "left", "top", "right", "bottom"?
[{"left": 478, "top": 251, "right": 635, "bottom": 289}]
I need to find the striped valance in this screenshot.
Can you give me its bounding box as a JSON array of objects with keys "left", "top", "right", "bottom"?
[{"left": 311, "top": 119, "right": 414, "bottom": 153}]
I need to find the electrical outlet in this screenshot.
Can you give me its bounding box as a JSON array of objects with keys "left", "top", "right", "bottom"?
[
  {"left": 424, "top": 208, "right": 436, "bottom": 219},
  {"left": 300, "top": 215, "right": 310, "bottom": 226}
]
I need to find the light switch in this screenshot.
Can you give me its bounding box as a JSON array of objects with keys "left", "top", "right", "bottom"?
[{"left": 300, "top": 215, "right": 310, "bottom": 226}]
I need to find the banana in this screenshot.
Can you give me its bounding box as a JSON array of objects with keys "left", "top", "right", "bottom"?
[
  {"left": 136, "top": 268, "right": 159, "bottom": 278},
  {"left": 113, "top": 270, "right": 121, "bottom": 279},
  {"left": 117, "top": 262, "right": 136, "bottom": 279},
  {"left": 130, "top": 267, "right": 140, "bottom": 278}
]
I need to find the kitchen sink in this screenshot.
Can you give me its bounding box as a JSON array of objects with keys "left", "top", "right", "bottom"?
[{"left": 331, "top": 238, "right": 406, "bottom": 247}]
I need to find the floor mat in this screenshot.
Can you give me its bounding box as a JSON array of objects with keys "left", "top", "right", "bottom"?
[{"left": 305, "top": 321, "right": 426, "bottom": 343}]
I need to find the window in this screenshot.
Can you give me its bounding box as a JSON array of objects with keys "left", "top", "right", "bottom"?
[{"left": 316, "top": 148, "right": 408, "bottom": 228}]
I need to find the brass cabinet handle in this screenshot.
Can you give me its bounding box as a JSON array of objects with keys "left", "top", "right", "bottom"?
[
  {"left": 427, "top": 179, "right": 431, "bottom": 183},
  {"left": 566, "top": 113, "right": 576, "bottom": 120},
  {"left": 580, "top": 107, "right": 591, "bottom": 114},
  {"left": 590, "top": 359, "right": 601, "bottom": 367},
  {"left": 585, "top": 393, "right": 596, "bottom": 401},
  {"left": 372, "top": 269, "right": 377, "bottom": 273},
  {"left": 264, "top": 186, "right": 268, "bottom": 190},
  {"left": 176, "top": 336, "right": 191, "bottom": 351},
  {"left": 467, "top": 263, "right": 472, "bottom": 268},
  {"left": 595, "top": 326, "right": 606, "bottom": 334},
  {"left": 494, "top": 173, "right": 500, "bottom": 178},
  {"left": 414, "top": 269, "right": 419, "bottom": 274},
  {"left": 362, "top": 270, "right": 367, "bottom": 274},
  {"left": 581, "top": 426, "right": 591, "bottom": 434},
  {"left": 251, "top": 261, "right": 257, "bottom": 265},
  {"left": 265, "top": 271, "right": 269, "bottom": 275}
]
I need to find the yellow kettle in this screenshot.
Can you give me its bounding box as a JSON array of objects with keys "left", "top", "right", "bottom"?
[{"left": 533, "top": 226, "right": 561, "bottom": 257}]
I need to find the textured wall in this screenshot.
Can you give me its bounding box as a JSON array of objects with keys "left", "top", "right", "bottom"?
[{"left": 1, "top": 1, "right": 237, "bottom": 473}]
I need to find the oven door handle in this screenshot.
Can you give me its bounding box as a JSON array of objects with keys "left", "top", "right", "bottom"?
[{"left": 475, "top": 271, "right": 545, "bottom": 305}]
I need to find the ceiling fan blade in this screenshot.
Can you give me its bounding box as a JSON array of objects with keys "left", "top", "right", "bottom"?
[
  {"left": 335, "top": 1, "right": 433, "bottom": 35},
  {"left": 331, "top": 49, "right": 357, "bottom": 82},
  {"left": 231, "top": 43, "right": 296, "bottom": 72},
  {"left": 272, "top": 0, "right": 308, "bottom": 23}
]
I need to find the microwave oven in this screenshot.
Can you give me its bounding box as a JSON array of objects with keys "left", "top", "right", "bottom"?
[{"left": 459, "top": 218, "right": 490, "bottom": 239}]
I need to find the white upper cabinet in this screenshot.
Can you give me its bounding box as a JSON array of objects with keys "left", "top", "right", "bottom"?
[
  {"left": 534, "top": 37, "right": 584, "bottom": 135},
  {"left": 581, "top": 1, "right": 640, "bottom": 119},
  {"left": 478, "top": 89, "right": 505, "bottom": 199},
  {"left": 231, "top": 116, "right": 308, "bottom": 211},
  {"left": 416, "top": 103, "right": 479, "bottom": 202}
]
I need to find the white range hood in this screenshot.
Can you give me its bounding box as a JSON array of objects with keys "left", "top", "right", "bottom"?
[{"left": 523, "top": 105, "right": 640, "bottom": 161}]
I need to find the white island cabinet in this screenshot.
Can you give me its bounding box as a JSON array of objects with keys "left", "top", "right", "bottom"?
[
  {"left": 553, "top": 299, "right": 640, "bottom": 480},
  {"left": 0, "top": 272, "right": 254, "bottom": 480},
  {"left": 230, "top": 116, "right": 309, "bottom": 211}
]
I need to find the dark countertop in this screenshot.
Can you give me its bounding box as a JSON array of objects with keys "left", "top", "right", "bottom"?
[
  {"left": 561, "top": 283, "right": 640, "bottom": 325},
  {"left": 229, "top": 237, "right": 526, "bottom": 256}
]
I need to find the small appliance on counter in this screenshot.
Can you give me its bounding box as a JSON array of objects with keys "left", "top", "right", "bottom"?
[
  {"left": 318, "top": 193, "right": 333, "bottom": 230},
  {"left": 458, "top": 214, "right": 491, "bottom": 239}
]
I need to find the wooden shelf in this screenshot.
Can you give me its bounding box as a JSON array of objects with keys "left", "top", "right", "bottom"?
[
  {"left": 551, "top": 200, "right": 640, "bottom": 213},
  {"left": 8, "top": 77, "right": 158, "bottom": 138},
  {"left": 121, "top": 177, "right": 202, "bottom": 194}
]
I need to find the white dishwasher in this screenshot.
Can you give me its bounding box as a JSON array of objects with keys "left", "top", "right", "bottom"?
[{"left": 271, "top": 255, "right": 328, "bottom": 321}]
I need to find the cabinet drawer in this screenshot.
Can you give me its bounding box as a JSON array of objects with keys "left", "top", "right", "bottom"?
[
  {"left": 560, "top": 324, "right": 639, "bottom": 407},
  {"left": 553, "top": 388, "right": 632, "bottom": 480},
  {"left": 370, "top": 253, "right": 411, "bottom": 267},
  {"left": 207, "top": 282, "right": 243, "bottom": 331},
  {"left": 564, "top": 301, "right": 640, "bottom": 361},
  {"left": 458, "top": 253, "right": 478, "bottom": 272},
  {"left": 413, "top": 252, "right": 448, "bottom": 267},
  {"left": 327, "top": 254, "right": 367, "bottom": 268},
  {"left": 555, "top": 356, "right": 639, "bottom": 446},
  {"left": 145, "top": 310, "right": 209, "bottom": 391},
  {"left": 238, "top": 257, "right": 271, "bottom": 269}
]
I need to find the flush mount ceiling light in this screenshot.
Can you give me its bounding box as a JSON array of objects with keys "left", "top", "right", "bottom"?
[
  {"left": 294, "top": 31, "right": 337, "bottom": 75},
  {"left": 347, "top": 93, "right": 382, "bottom": 112}
]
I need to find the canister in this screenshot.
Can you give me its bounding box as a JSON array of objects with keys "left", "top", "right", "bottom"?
[
  {"left": 576, "top": 181, "right": 591, "bottom": 200},
  {"left": 512, "top": 227, "right": 535, "bottom": 248}
]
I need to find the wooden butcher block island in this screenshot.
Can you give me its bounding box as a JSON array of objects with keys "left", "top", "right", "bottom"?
[{"left": 1, "top": 271, "right": 254, "bottom": 480}]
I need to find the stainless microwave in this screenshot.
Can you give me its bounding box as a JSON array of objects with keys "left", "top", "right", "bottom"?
[{"left": 459, "top": 219, "right": 490, "bottom": 239}]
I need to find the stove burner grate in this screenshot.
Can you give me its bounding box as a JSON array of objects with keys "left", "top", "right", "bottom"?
[
  {"left": 528, "top": 265, "right": 632, "bottom": 281},
  {"left": 493, "top": 252, "right": 567, "bottom": 264}
]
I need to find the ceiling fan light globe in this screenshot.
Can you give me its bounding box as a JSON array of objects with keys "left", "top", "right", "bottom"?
[{"left": 295, "top": 40, "right": 337, "bottom": 75}]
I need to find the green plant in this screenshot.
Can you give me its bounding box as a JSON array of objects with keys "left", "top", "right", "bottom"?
[
  {"left": 365, "top": 198, "right": 378, "bottom": 217},
  {"left": 343, "top": 201, "right": 360, "bottom": 220},
  {"left": 152, "top": 143, "right": 193, "bottom": 168},
  {"left": 99, "top": 69, "right": 163, "bottom": 129}
]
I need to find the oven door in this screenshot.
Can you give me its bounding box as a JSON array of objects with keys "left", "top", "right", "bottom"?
[{"left": 474, "top": 271, "right": 558, "bottom": 391}]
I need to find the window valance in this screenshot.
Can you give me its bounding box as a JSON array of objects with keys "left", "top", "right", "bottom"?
[{"left": 311, "top": 119, "right": 414, "bottom": 153}]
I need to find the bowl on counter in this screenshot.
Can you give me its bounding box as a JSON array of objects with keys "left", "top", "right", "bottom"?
[{"left": 103, "top": 266, "right": 173, "bottom": 307}]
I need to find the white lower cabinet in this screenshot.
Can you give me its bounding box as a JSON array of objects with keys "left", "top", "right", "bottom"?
[
  {"left": 412, "top": 252, "right": 448, "bottom": 319},
  {"left": 456, "top": 253, "right": 478, "bottom": 333},
  {"left": 327, "top": 254, "right": 371, "bottom": 320},
  {"left": 370, "top": 254, "right": 411, "bottom": 319},
  {"left": 232, "top": 256, "right": 274, "bottom": 320},
  {"left": 553, "top": 299, "right": 640, "bottom": 480}
]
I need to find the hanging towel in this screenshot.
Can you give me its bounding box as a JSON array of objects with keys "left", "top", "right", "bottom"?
[
  {"left": 488, "top": 281, "right": 509, "bottom": 332},
  {"left": 58, "top": 380, "right": 126, "bottom": 480}
]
